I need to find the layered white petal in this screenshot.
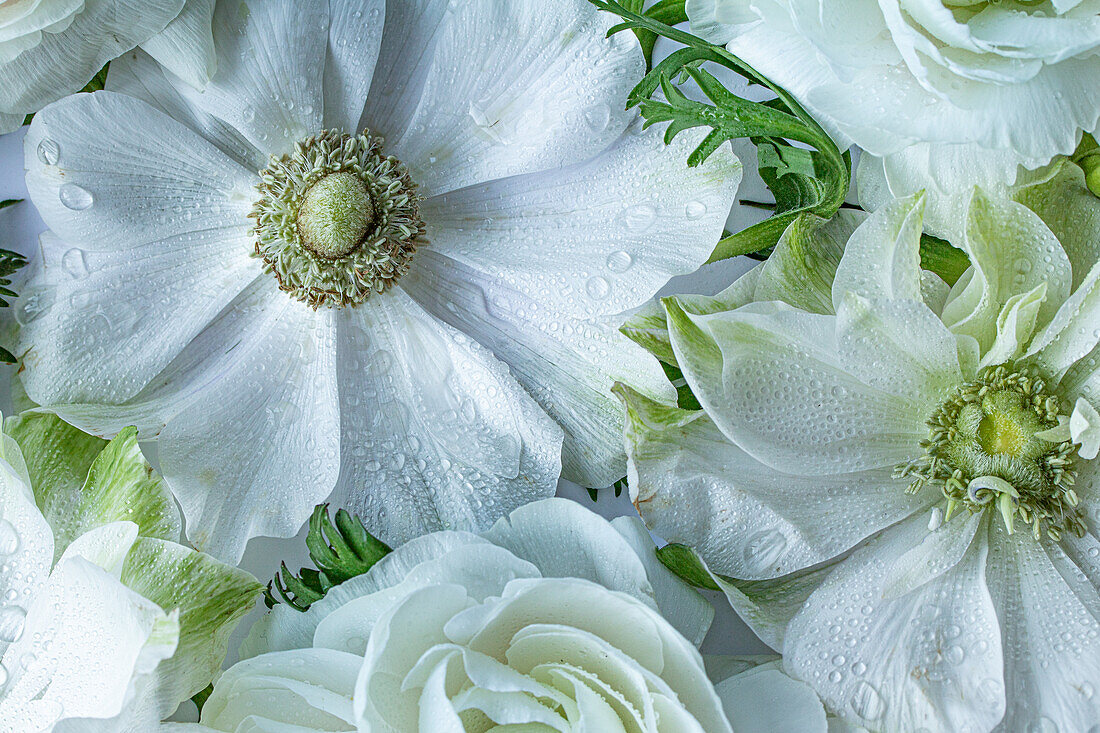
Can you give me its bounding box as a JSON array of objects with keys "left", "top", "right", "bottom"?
[
  {"left": 715, "top": 665, "right": 829, "bottom": 733},
  {"left": 0, "top": 456, "right": 52, "bottom": 660},
  {"left": 139, "top": 0, "right": 217, "bottom": 91},
  {"left": 389, "top": 0, "right": 644, "bottom": 196},
  {"left": 322, "top": 0, "right": 384, "bottom": 134},
  {"left": 330, "top": 287, "right": 561, "bottom": 547},
  {"left": 831, "top": 192, "right": 925, "bottom": 308}
]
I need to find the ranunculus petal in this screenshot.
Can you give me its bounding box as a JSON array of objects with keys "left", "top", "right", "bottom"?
[
  {"left": 330, "top": 287, "right": 561, "bottom": 546},
  {"left": 389, "top": 0, "right": 643, "bottom": 196},
  {"left": 139, "top": 0, "right": 218, "bottom": 91},
  {"left": 784, "top": 514, "right": 1005, "bottom": 732},
  {"left": 157, "top": 279, "right": 341, "bottom": 563},
  {"left": 619, "top": 384, "right": 928, "bottom": 580}
]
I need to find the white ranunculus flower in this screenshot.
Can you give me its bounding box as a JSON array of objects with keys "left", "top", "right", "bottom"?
[
  {"left": 619, "top": 175, "right": 1100, "bottom": 731},
  {"left": 685, "top": 0, "right": 1100, "bottom": 235},
  {"left": 0, "top": 412, "right": 260, "bottom": 731},
  {"left": 13, "top": 0, "right": 740, "bottom": 563},
  {"left": 164, "top": 499, "right": 830, "bottom": 733},
  {"left": 0, "top": 0, "right": 217, "bottom": 134}
]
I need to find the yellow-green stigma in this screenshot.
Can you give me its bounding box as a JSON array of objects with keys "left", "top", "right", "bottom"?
[
  {"left": 896, "top": 363, "right": 1084, "bottom": 539},
  {"left": 251, "top": 129, "right": 426, "bottom": 309}
]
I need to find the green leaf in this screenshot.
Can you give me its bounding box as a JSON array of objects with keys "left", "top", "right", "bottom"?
[
  {"left": 267, "top": 503, "right": 391, "bottom": 611},
  {"left": 0, "top": 199, "right": 20, "bottom": 211},
  {"left": 919, "top": 233, "right": 970, "bottom": 287},
  {"left": 1072, "top": 133, "right": 1100, "bottom": 198},
  {"left": 656, "top": 543, "right": 721, "bottom": 591}
]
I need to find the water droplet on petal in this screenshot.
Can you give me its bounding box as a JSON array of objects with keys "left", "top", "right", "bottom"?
[
  {"left": 685, "top": 200, "right": 707, "bottom": 219},
  {"left": 61, "top": 248, "right": 88, "bottom": 279},
  {"left": 58, "top": 184, "right": 93, "bottom": 211},
  {"left": 0, "top": 519, "right": 18, "bottom": 556},
  {"left": 743, "top": 528, "right": 787, "bottom": 572},
  {"left": 0, "top": 605, "right": 27, "bottom": 643},
  {"left": 36, "top": 138, "right": 60, "bottom": 165},
  {"left": 850, "top": 680, "right": 887, "bottom": 721},
  {"left": 621, "top": 203, "right": 657, "bottom": 233},
  {"left": 606, "top": 250, "right": 633, "bottom": 273},
  {"left": 585, "top": 276, "right": 610, "bottom": 300}
]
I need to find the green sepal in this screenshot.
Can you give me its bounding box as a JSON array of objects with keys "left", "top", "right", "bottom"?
[
  {"left": 656, "top": 543, "right": 721, "bottom": 591},
  {"left": 267, "top": 503, "right": 391, "bottom": 612},
  {"left": 919, "top": 233, "right": 969, "bottom": 287}
]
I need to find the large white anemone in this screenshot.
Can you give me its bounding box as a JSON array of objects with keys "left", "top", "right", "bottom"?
[
  {"left": 686, "top": 0, "right": 1100, "bottom": 234},
  {"left": 167, "top": 499, "right": 831, "bottom": 733},
  {"left": 620, "top": 172, "right": 1100, "bottom": 731},
  {"left": 14, "top": 0, "right": 740, "bottom": 562},
  {"left": 0, "top": 0, "right": 217, "bottom": 133},
  {"left": 0, "top": 412, "right": 259, "bottom": 730}
]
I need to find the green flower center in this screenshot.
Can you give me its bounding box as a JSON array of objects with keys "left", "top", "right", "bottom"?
[
  {"left": 896, "top": 363, "right": 1084, "bottom": 539},
  {"left": 250, "top": 129, "right": 426, "bottom": 309}
]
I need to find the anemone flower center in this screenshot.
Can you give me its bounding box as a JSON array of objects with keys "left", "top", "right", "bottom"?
[
  {"left": 896, "top": 363, "right": 1084, "bottom": 539},
  {"left": 250, "top": 129, "right": 426, "bottom": 309}
]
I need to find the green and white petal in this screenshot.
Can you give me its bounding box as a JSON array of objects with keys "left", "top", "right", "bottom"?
[
  {"left": 715, "top": 664, "right": 829, "bottom": 733},
  {"left": 666, "top": 300, "right": 928, "bottom": 475},
  {"left": 784, "top": 515, "right": 1005, "bottom": 733},
  {"left": 388, "top": 0, "right": 644, "bottom": 196},
  {"left": 619, "top": 384, "right": 927, "bottom": 580},
  {"left": 330, "top": 287, "right": 561, "bottom": 547},
  {"left": 986, "top": 527, "right": 1100, "bottom": 731},
  {"left": 831, "top": 192, "right": 925, "bottom": 309},
  {"left": 980, "top": 282, "right": 1048, "bottom": 368},
  {"left": 0, "top": 0, "right": 186, "bottom": 117},
  {"left": 120, "top": 537, "right": 262, "bottom": 718},
  {"left": 941, "top": 190, "right": 1071, "bottom": 356},
  {"left": 1026, "top": 259, "right": 1100, "bottom": 381},
  {"left": 758, "top": 211, "right": 862, "bottom": 316},
  {"left": 139, "top": 0, "right": 217, "bottom": 91}
]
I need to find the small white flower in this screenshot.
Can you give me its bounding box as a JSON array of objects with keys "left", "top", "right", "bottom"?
[
  {"left": 0, "top": 413, "right": 259, "bottom": 731},
  {"left": 170, "top": 499, "right": 830, "bottom": 733},
  {"left": 686, "top": 0, "right": 1100, "bottom": 235},
  {"left": 620, "top": 178, "right": 1100, "bottom": 731},
  {"left": 14, "top": 0, "right": 741, "bottom": 562},
  {"left": 0, "top": 0, "right": 217, "bottom": 133}
]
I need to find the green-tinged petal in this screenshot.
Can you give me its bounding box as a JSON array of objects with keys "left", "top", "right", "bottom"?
[
  {"left": 831, "top": 192, "right": 925, "bottom": 310},
  {"left": 715, "top": 562, "right": 837, "bottom": 652},
  {"left": 620, "top": 266, "right": 761, "bottom": 367},
  {"left": 1027, "top": 259, "right": 1100, "bottom": 380},
  {"left": 6, "top": 413, "right": 181, "bottom": 559},
  {"left": 618, "top": 383, "right": 927, "bottom": 581},
  {"left": 942, "top": 190, "right": 1071, "bottom": 357},
  {"left": 756, "top": 211, "right": 861, "bottom": 315},
  {"left": 120, "top": 537, "right": 262, "bottom": 713},
  {"left": 980, "top": 282, "right": 1047, "bottom": 367},
  {"left": 1012, "top": 160, "right": 1100, "bottom": 292}
]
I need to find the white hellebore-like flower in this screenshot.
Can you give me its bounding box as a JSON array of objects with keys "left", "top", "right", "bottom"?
[
  {"left": 685, "top": 0, "right": 1100, "bottom": 235},
  {"left": 0, "top": 0, "right": 217, "bottom": 134},
  {"left": 14, "top": 0, "right": 741, "bottom": 562},
  {"left": 619, "top": 175, "right": 1100, "bottom": 731},
  {"left": 0, "top": 412, "right": 260, "bottom": 731},
  {"left": 169, "top": 499, "right": 831, "bottom": 733}
]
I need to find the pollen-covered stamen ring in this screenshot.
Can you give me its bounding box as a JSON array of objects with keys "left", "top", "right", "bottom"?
[
  {"left": 250, "top": 129, "right": 427, "bottom": 309},
  {"left": 894, "top": 363, "right": 1084, "bottom": 539}
]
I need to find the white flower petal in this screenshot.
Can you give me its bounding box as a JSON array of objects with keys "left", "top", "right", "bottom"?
[
  {"left": 715, "top": 666, "right": 828, "bottom": 733},
  {"left": 330, "top": 287, "right": 561, "bottom": 547},
  {"left": 420, "top": 122, "right": 739, "bottom": 319},
  {"left": 322, "top": 0, "right": 384, "bottom": 134},
  {"left": 172, "top": 0, "right": 327, "bottom": 157},
  {"left": 1069, "top": 397, "right": 1100, "bottom": 460},
  {"left": 666, "top": 300, "right": 928, "bottom": 475},
  {"left": 979, "top": 282, "right": 1048, "bottom": 368},
  {"left": 0, "top": 0, "right": 186, "bottom": 116},
  {"left": 402, "top": 250, "right": 670, "bottom": 489},
  {"left": 619, "top": 385, "right": 928, "bottom": 581},
  {"left": 0, "top": 455, "right": 52, "bottom": 660},
  {"left": 685, "top": 0, "right": 758, "bottom": 43},
  {"left": 390, "top": 0, "right": 644, "bottom": 196},
  {"left": 158, "top": 282, "right": 341, "bottom": 563},
  {"left": 1027, "top": 260, "right": 1100, "bottom": 381},
  {"left": 985, "top": 528, "right": 1100, "bottom": 730},
  {"left": 942, "top": 189, "right": 1072, "bottom": 356},
  {"left": 139, "top": 0, "right": 217, "bottom": 90},
  {"left": 0, "top": 110, "right": 21, "bottom": 135},
  {"left": 785, "top": 514, "right": 1005, "bottom": 732},
  {"left": 831, "top": 192, "right": 925, "bottom": 309}
]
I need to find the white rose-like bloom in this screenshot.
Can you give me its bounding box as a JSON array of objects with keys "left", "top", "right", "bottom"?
[
  {"left": 0, "top": 0, "right": 217, "bottom": 134},
  {"left": 167, "top": 499, "right": 832, "bottom": 733},
  {"left": 685, "top": 0, "right": 1100, "bottom": 235},
  {"left": 0, "top": 412, "right": 260, "bottom": 730},
  {"left": 619, "top": 176, "right": 1100, "bottom": 730},
  {"left": 13, "top": 0, "right": 741, "bottom": 562}
]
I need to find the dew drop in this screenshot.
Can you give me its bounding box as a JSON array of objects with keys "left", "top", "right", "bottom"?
[
  {"left": 606, "top": 250, "right": 633, "bottom": 273},
  {"left": 743, "top": 528, "right": 787, "bottom": 571},
  {"left": 621, "top": 203, "right": 657, "bottom": 233},
  {"left": 36, "top": 138, "right": 60, "bottom": 166},
  {"left": 584, "top": 103, "right": 610, "bottom": 132},
  {"left": 61, "top": 248, "right": 88, "bottom": 279},
  {"left": 58, "top": 184, "right": 93, "bottom": 211},
  {"left": 0, "top": 605, "right": 27, "bottom": 643},
  {"left": 684, "top": 200, "right": 707, "bottom": 219},
  {"left": 0, "top": 519, "right": 17, "bottom": 556},
  {"left": 850, "top": 680, "right": 887, "bottom": 721},
  {"left": 585, "top": 276, "right": 610, "bottom": 300}
]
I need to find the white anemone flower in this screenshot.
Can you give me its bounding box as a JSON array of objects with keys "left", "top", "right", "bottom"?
[
  {"left": 0, "top": 0, "right": 217, "bottom": 134},
  {"left": 619, "top": 175, "right": 1100, "bottom": 731},
  {"left": 0, "top": 412, "right": 260, "bottom": 730},
  {"left": 164, "top": 499, "right": 831, "bottom": 733},
  {"left": 685, "top": 0, "right": 1100, "bottom": 236},
  {"left": 14, "top": 0, "right": 741, "bottom": 562}
]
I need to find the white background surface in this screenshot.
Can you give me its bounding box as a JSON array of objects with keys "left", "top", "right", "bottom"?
[{"left": 0, "top": 114, "right": 771, "bottom": 673}]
